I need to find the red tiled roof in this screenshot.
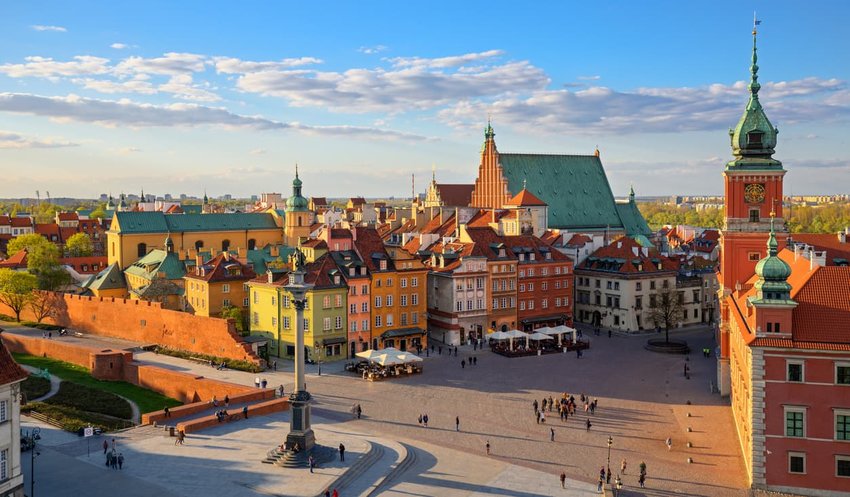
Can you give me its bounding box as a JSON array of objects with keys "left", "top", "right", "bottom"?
[
  {"left": 0, "top": 216, "right": 10, "bottom": 225},
  {"left": 565, "top": 234, "right": 592, "bottom": 247},
  {"left": 300, "top": 239, "right": 327, "bottom": 249},
  {"left": 305, "top": 253, "right": 345, "bottom": 288},
  {"left": 579, "top": 236, "right": 676, "bottom": 274},
  {"left": 501, "top": 234, "right": 570, "bottom": 262},
  {"left": 10, "top": 217, "right": 31, "bottom": 228},
  {"left": 463, "top": 227, "right": 516, "bottom": 261},
  {"left": 0, "top": 340, "right": 28, "bottom": 385},
  {"left": 34, "top": 224, "right": 60, "bottom": 238},
  {"left": 791, "top": 265, "right": 850, "bottom": 343},
  {"left": 56, "top": 212, "right": 78, "bottom": 221},
  {"left": 353, "top": 227, "right": 394, "bottom": 272},
  {"left": 0, "top": 249, "right": 27, "bottom": 269},
  {"left": 165, "top": 204, "right": 184, "bottom": 214},
  {"left": 311, "top": 197, "right": 328, "bottom": 206},
  {"left": 749, "top": 337, "right": 850, "bottom": 351},
  {"left": 539, "top": 230, "right": 563, "bottom": 246},
  {"left": 349, "top": 197, "right": 366, "bottom": 205},
  {"left": 435, "top": 184, "right": 474, "bottom": 207},
  {"left": 60, "top": 255, "right": 107, "bottom": 273},
  {"left": 185, "top": 253, "right": 257, "bottom": 283},
  {"left": 791, "top": 233, "right": 850, "bottom": 266},
  {"left": 421, "top": 212, "right": 457, "bottom": 237},
  {"left": 507, "top": 188, "right": 547, "bottom": 207},
  {"left": 330, "top": 228, "right": 352, "bottom": 239}
]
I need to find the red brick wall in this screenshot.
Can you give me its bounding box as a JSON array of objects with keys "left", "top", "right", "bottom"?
[
  {"left": 0, "top": 292, "right": 260, "bottom": 364},
  {"left": 176, "top": 398, "right": 289, "bottom": 434},
  {"left": 141, "top": 389, "right": 274, "bottom": 424}
]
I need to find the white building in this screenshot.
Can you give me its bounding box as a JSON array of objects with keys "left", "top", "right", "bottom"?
[{"left": 0, "top": 340, "right": 27, "bottom": 497}]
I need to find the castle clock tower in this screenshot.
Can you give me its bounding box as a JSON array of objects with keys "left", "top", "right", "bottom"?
[{"left": 717, "top": 22, "right": 786, "bottom": 395}]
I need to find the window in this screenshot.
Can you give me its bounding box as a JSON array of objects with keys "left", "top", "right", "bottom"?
[
  {"left": 412, "top": 312, "right": 418, "bottom": 324},
  {"left": 456, "top": 301, "right": 463, "bottom": 311},
  {"left": 284, "top": 296, "right": 290, "bottom": 308},
  {"left": 749, "top": 208, "right": 760, "bottom": 223},
  {"left": 636, "top": 282, "right": 642, "bottom": 291},
  {"left": 595, "top": 279, "right": 600, "bottom": 288},
  {"left": 335, "top": 295, "right": 342, "bottom": 307},
  {"left": 243, "top": 297, "right": 249, "bottom": 307},
  {"left": 542, "top": 299, "right": 548, "bottom": 309},
  {"left": 223, "top": 299, "right": 231, "bottom": 307},
  {"left": 541, "top": 282, "right": 548, "bottom": 291},
  {"left": 555, "top": 281, "right": 561, "bottom": 289},
  {"left": 283, "top": 317, "right": 290, "bottom": 329},
  {"left": 837, "top": 456, "right": 850, "bottom": 478},
  {"left": 335, "top": 316, "right": 342, "bottom": 329},
  {"left": 519, "top": 284, "right": 525, "bottom": 292},
  {"left": 253, "top": 292, "right": 258, "bottom": 304},
  {"left": 749, "top": 252, "right": 761, "bottom": 262},
  {"left": 0, "top": 448, "right": 6, "bottom": 481},
  {"left": 361, "top": 302, "right": 368, "bottom": 313},
  {"left": 477, "top": 298, "right": 484, "bottom": 309},
  {"left": 350, "top": 321, "right": 357, "bottom": 332},
  {"left": 386, "top": 295, "right": 393, "bottom": 306},
  {"left": 375, "top": 296, "right": 382, "bottom": 308},
  {"left": 411, "top": 277, "right": 418, "bottom": 287},
  {"left": 529, "top": 300, "right": 535, "bottom": 310},
  {"left": 528, "top": 283, "right": 534, "bottom": 291},
  {"left": 350, "top": 304, "right": 357, "bottom": 314},
  {"left": 362, "top": 284, "right": 369, "bottom": 294},
  {"left": 520, "top": 301, "right": 526, "bottom": 311},
  {"left": 0, "top": 400, "right": 6, "bottom": 422},
  {"left": 785, "top": 408, "right": 805, "bottom": 437},
  {"left": 411, "top": 294, "right": 418, "bottom": 306},
  {"left": 500, "top": 298, "right": 507, "bottom": 309},
  {"left": 635, "top": 296, "right": 642, "bottom": 310},
  {"left": 271, "top": 317, "right": 277, "bottom": 327},
  {"left": 271, "top": 296, "right": 276, "bottom": 306},
  {"left": 322, "top": 317, "right": 331, "bottom": 331},
  {"left": 837, "top": 364, "right": 850, "bottom": 385},
  {"left": 400, "top": 295, "right": 408, "bottom": 306},
  {"left": 519, "top": 270, "right": 525, "bottom": 278},
  {"left": 386, "top": 277, "right": 393, "bottom": 287},
  {"left": 243, "top": 283, "right": 250, "bottom": 293},
  {"left": 323, "top": 296, "right": 331, "bottom": 308},
  {"left": 492, "top": 298, "right": 498, "bottom": 309},
  {"left": 253, "top": 312, "right": 259, "bottom": 325},
  {"left": 787, "top": 361, "right": 804, "bottom": 382},
  {"left": 303, "top": 318, "right": 309, "bottom": 330},
  {"left": 837, "top": 412, "right": 850, "bottom": 441},
  {"left": 650, "top": 281, "right": 656, "bottom": 290},
  {"left": 401, "top": 278, "right": 407, "bottom": 288},
  {"left": 788, "top": 452, "right": 806, "bottom": 474},
  {"left": 386, "top": 314, "right": 394, "bottom": 326}
]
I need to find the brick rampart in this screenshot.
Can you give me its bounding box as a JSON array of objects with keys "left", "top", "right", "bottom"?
[
  {"left": 5, "top": 333, "right": 259, "bottom": 413},
  {"left": 0, "top": 292, "right": 260, "bottom": 365},
  {"left": 175, "top": 398, "right": 289, "bottom": 434},
  {"left": 141, "top": 389, "right": 274, "bottom": 425}
]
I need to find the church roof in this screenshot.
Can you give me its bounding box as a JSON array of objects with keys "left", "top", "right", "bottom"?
[
  {"left": 615, "top": 200, "right": 653, "bottom": 237},
  {"left": 112, "top": 212, "right": 278, "bottom": 234},
  {"left": 499, "top": 153, "right": 625, "bottom": 231},
  {"left": 435, "top": 184, "right": 474, "bottom": 207},
  {"left": 125, "top": 249, "right": 186, "bottom": 280},
  {"left": 82, "top": 262, "right": 126, "bottom": 291},
  {"left": 507, "top": 188, "right": 547, "bottom": 207}
]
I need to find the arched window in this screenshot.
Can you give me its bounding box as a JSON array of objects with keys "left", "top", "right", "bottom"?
[
  {"left": 248, "top": 239, "right": 256, "bottom": 251},
  {"left": 195, "top": 240, "right": 204, "bottom": 250},
  {"left": 222, "top": 239, "right": 230, "bottom": 251},
  {"left": 137, "top": 243, "right": 147, "bottom": 257},
  {"left": 297, "top": 216, "right": 302, "bottom": 227}
]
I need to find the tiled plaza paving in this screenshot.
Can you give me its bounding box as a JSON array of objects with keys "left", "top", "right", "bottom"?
[{"left": 15, "top": 325, "right": 749, "bottom": 496}]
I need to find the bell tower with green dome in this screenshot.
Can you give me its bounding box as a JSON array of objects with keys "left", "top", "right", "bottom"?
[
  {"left": 748, "top": 213, "right": 796, "bottom": 338},
  {"left": 284, "top": 165, "right": 314, "bottom": 245}
]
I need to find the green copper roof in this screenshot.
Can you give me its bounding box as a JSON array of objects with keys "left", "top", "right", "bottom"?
[
  {"left": 727, "top": 27, "right": 782, "bottom": 171},
  {"left": 83, "top": 262, "right": 126, "bottom": 291},
  {"left": 113, "top": 211, "right": 278, "bottom": 234},
  {"left": 125, "top": 249, "right": 186, "bottom": 280},
  {"left": 615, "top": 199, "right": 653, "bottom": 237},
  {"left": 499, "top": 153, "right": 626, "bottom": 231},
  {"left": 286, "top": 168, "right": 309, "bottom": 212},
  {"left": 246, "top": 245, "right": 295, "bottom": 274},
  {"left": 752, "top": 216, "right": 793, "bottom": 303}
]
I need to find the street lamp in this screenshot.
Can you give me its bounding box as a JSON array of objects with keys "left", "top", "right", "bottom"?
[
  {"left": 28, "top": 427, "right": 41, "bottom": 497},
  {"left": 314, "top": 341, "right": 322, "bottom": 376},
  {"left": 606, "top": 435, "right": 613, "bottom": 484}
]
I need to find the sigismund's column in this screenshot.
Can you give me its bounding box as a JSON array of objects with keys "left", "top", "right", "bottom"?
[{"left": 285, "top": 247, "right": 315, "bottom": 453}]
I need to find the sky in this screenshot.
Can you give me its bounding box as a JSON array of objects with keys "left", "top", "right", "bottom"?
[{"left": 0, "top": 0, "right": 848, "bottom": 199}]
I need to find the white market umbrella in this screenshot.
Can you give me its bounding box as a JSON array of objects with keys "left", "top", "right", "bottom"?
[
  {"left": 355, "top": 349, "right": 383, "bottom": 361},
  {"left": 487, "top": 331, "right": 511, "bottom": 341},
  {"left": 395, "top": 352, "right": 423, "bottom": 363},
  {"left": 527, "top": 332, "right": 552, "bottom": 341}
]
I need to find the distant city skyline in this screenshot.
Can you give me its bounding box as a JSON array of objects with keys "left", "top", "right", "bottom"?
[{"left": 1, "top": 1, "right": 848, "bottom": 198}]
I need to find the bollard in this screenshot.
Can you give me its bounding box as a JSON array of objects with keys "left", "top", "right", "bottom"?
[
  {"left": 687, "top": 427, "right": 692, "bottom": 432},
  {"left": 687, "top": 457, "right": 693, "bottom": 464},
  {"left": 687, "top": 442, "right": 693, "bottom": 448}
]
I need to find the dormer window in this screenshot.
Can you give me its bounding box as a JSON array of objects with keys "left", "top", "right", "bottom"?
[
  {"left": 747, "top": 130, "right": 763, "bottom": 147},
  {"left": 380, "top": 260, "right": 387, "bottom": 270}
]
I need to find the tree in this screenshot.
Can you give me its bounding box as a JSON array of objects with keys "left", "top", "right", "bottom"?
[
  {"left": 647, "top": 284, "right": 684, "bottom": 343},
  {"left": 26, "top": 242, "right": 70, "bottom": 291},
  {"left": 0, "top": 269, "right": 37, "bottom": 321},
  {"left": 221, "top": 305, "right": 246, "bottom": 333},
  {"left": 6, "top": 233, "right": 50, "bottom": 258},
  {"left": 65, "top": 233, "right": 93, "bottom": 257},
  {"left": 89, "top": 209, "right": 106, "bottom": 220},
  {"left": 29, "top": 291, "right": 59, "bottom": 323}
]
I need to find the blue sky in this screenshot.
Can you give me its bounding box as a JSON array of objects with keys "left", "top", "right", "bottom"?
[{"left": 1, "top": 1, "right": 848, "bottom": 199}]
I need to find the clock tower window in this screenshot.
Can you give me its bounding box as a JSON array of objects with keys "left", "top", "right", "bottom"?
[
  {"left": 747, "top": 130, "right": 763, "bottom": 147},
  {"left": 749, "top": 208, "right": 760, "bottom": 223}
]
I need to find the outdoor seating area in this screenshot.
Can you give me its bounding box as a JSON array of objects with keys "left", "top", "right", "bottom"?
[
  {"left": 488, "top": 326, "right": 590, "bottom": 357},
  {"left": 346, "top": 347, "right": 424, "bottom": 380}
]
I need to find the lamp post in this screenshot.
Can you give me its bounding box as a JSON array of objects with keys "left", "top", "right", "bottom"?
[
  {"left": 606, "top": 435, "right": 613, "bottom": 484},
  {"left": 284, "top": 248, "right": 315, "bottom": 455},
  {"left": 29, "top": 427, "right": 41, "bottom": 497},
  {"left": 314, "top": 341, "right": 322, "bottom": 376}
]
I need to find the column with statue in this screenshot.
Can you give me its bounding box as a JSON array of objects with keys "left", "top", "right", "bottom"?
[{"left": 285, "top": 247, "right": 315, "bottom": 454}]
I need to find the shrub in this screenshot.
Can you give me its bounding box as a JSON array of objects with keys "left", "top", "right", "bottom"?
[
  {"left": 153, "top": 346, "right": 263, "bottom": 373},
  {"left": 46, "top": 381, "right": 132, "bottom": 419},
  {"left": 0, "top": 314, "right": 15, "bottom": 322},
  {"left": 22, "top": 321, "right": 63, "bottom": 331},
  {"left": 22, "top": 402, "right": 131, "bottom": 432},
  {"left": 21, "top": 376, "right": 51, "bottom": 401}
]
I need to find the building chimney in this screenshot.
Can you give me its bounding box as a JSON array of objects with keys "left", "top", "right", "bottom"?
[
  {"left": 839, "top": 230, "right": 847, "bottom": 244},
  {"left": 195, "top": 254, "right": 204, "bottom": 267},
  {"left": 267, "top": 270, "right": 274, "bottom": 284},
  {"left": 223, "top": 251, "right": 230, "bottom": 261}
]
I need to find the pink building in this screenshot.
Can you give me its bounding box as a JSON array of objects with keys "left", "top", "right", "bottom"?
[{"left": 329, "top": 248, "right": 371, "bottom": 356}]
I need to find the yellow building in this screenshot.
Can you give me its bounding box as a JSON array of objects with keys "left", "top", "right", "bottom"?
[
  {"left": 283, "top": 169, "right": 315, "bottom": 245},
  {"left": 184, "top": 252, "right": 256, "bottom": 318},
  {"left": 124, "top": 235, "right": 186, "bottom": 310},
  {"left": 248, "top": 254, "right": 348, "bottom": 362},
  {"left": 107, "top": 211, "right": 284, "bottom": 269},
  {"left": 81, "top": 262, "right": 129, "bottom": 299}
]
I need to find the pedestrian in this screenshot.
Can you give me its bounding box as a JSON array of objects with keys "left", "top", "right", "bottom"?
[
  {"left": 423, "top": 414, "right": 429, "bottom": 428},
  {"left": 621, "top": 459, "right": 627, "bottom": 474},
  {"left": 332, "top": 489, "right": 338, "bottom": 497},
  {"left": 639, "top": 472, "right": 646, "bottom": 488},
  {"left": 105, "top": 451, "right": 111, "bottom": 467},
  {"left": 111, "top": 450, "right": 118, "bottom": 469},
  {"left": 164, "top": 406, "right": 171, "bottom": 418},
  {"left": 597, "top": 475, "right": 603, "bottom": 493},
  {"left": 586, "top": 418, "right": 592, "bottom": 431},
  {"left": 324, "top": 490, "right": 330, "bottom": 497},
  {"left": 279, "top": 384, "right": 285, "bottom": 397},
  {"left": 438, "top": 346, "right": 442, "bottom": 355},
  {"left": 608, "top": 329, "right": 612, "bottom": 338},
  {"left": 48, "top": 331, "right": 52, "bottom": 339},
  {"left": 550, "top": 427, "right": 555, "bottom": 441},
  {"left": 356, "top": 404, "right": 362, "bottom": 419},
  {"left": 606, "top": 467, "right": 611, "bottom": 484},
  {"left": 485, "top": 440, "right": 490, "bottom": 455},
  {"left": 454, "top": 346, "right": 457, "bottom": 357},
  {"left": 272, "top": 360, "right": 277, "bottom": 371},
  {"left": 255, "top": 376, "right": 261, "bottom": 388},
  {"left": 112, "top": 438, "right": 116, "bottom": 450},
  {"left": 118, "top": 453, "right": 124, "bottom": 470},
  {"left": 224, "top": 395, "right": 230, "bottom": 407},
  {"left": 456, "top": 416, "right": 460, "bottom": 432},
  {"left": 666, "top": 437, "right": 672, "bottom": 451},
  {"left": 639, "top": 461, "right": 646, "bottom": 476},
  {"left": 474, "top": 356, "right": 478, "bottom": 365},
  {"left": 540, "top": 411, "right": 546, "bottom": 423},
  {"left": 261, "top": 378, "right": 268, "bottom": 389},
  {"left": 339, "top": 443, "right": 345, "bottom": 461},
  {"left": 461, "top": 359, "right": 465, "bottom": 369},
  {"left": 103, "top": 439, "right": 108, "bottom": 454},
  {"left": 309, "top": 455, "right": 316, "bottom": 473},
  {"left": 533, "top": 399, "right": 538, "bottom": 413},
  {"left": 418, "top": 414, "right": 423, "bottom": 426},
  {"left": 560, "top": 471, "right": 566, "bottom": 489},
  {"left": 576, "top": 348, "right": 581, "bottom": 359},
  {"left": 243, "top": 405, "right": 249, "bottom": 419}
]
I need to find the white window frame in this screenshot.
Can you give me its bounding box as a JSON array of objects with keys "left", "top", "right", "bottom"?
[
  {"left": 222, "top": 283, "right": 230, "bottom": 294},
  {"left": 323, "top": 317, "right": 331, "bottom": 331},
  {"left": 786, "top": 360, "right": 804, "bottom": 382},
  {"left": 784, "top": 406, "right": 807, "bottom": 438},
  {"left": 0, "top": 400, "right": 7, "bottom": 422},
  {"left": 0, "top": 448, "right": 6, "bottom": 481},
  {"left": 836, "top": 409, "right": 850, "bottom": 441},
  {"left": 837, "top": 455, "right": 850, "bottom": 478},
  {"left": 788, "top": 451, "right": 806, "bottom": 475},
  {"left": 836, "top": 363, "right": 850, "bottom": 385}
]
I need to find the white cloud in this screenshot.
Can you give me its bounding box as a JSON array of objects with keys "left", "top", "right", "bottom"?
[
  {"left": 0, "top": 130, "right": 77, "bottom": 149},
  {"left": 0, "top": 92, "right": 430, "bottom": 141},
  {"left": 577, "top": 75, "right": 601, "bottom": 81},
  {"left": 72, "top": 76, "right": 157, "bottom": 95},
  {"left": 0, "top": 56, "right": 111, "bottom": 78},
  {"left": 31, "top": 25, "right": 66, "bottom": 32},
  {"left": 110, "top": 43, "right": 129, "bottom": 50},
  {"left": 249, "top": 148, "right": 267, "bottom": 155},
  {"left": 438, "top": 77, "right": 849, "bottom": 135},
  {"left": 113, "top": 52, "right": 206, "bottom": 76},
  {"left": 213, "top": 56, "right": 322, "bottom": 74},
  {"left": 158, "top": 74, "right": 220, "bottom": 102},
  {"left": 111, "top": 146, "right": 142, "bottom": 154},
  {"left": 358, "top": 45, "right": 387, "bottom": 55},
  {"left": 388, "top": 49, "right": 504, "bottom": 69}
]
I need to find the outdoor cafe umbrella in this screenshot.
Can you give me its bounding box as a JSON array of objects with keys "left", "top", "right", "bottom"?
[
  {"left": 486, "top": 330, "right": 511, "bottom": 341},
  {"left": 355, "top": 349, "right": 384, "bottom": 361},
  {"left": 395, "top": 351, "right": 423, "bottom": 363},
  {"left": 551, "top": 325, "right": 578, "bottom": 344},
  {"left": 538, "top": 326, "right": 565, "bottom": 345},
  {"left": 504, "top": 329, "right": 528, "bottom": 349}
]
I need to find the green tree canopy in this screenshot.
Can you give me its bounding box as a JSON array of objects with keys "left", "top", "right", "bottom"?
[
  {"left": 65, "top": 233, "right": 93, "bottom": 257},
  {"left": 0, "top": 269, "right": 38, "bottom": 321},
  {"left": 89, "top": 209, "right": 106, "bottom": 220},
  {"left": 6, "top": 233, "right": 51, "bottom": 257}
]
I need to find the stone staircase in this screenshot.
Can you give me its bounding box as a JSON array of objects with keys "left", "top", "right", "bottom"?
[{"left": 262, "top": 443, "right": 340, "bottom": 468}]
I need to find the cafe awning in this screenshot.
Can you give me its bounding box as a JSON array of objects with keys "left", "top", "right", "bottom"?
[
  {"left": 380, "top": 327, "right": 426, "bottom": 339},
  {"left": 322, "top": 337, "right": 346, "bottom": 346}
]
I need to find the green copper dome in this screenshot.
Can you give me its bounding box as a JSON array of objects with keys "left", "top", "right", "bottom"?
[
  {"left": 753, "top": 216, "right": 792, "bottom": 301},
  {"left": 726, "top": 27, "right": 782, "bottom": 171},
  {"left": 285, "top": 167, "right": 308, "bottom": 212}
]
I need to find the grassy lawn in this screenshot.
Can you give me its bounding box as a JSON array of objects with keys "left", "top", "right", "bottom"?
[
  {"left": 13, "top": 354, "right": 181, "bottom": 414},
  {"left": 21, "top": 376, "right": 51, "bottom": 401},
  {"left": 22, "top": 402, "right": 131, "bottom": 433},
  {"left": 47, "top": 381, "right": 132, "bottom": 419}
]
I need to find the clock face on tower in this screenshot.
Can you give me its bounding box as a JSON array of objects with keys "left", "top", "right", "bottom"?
[{"left": 744, "top": 183, "right": 766, "bottom": 204}]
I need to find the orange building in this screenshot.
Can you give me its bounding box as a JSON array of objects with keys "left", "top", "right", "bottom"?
[{"left": 184, "top": 252, "right": 256, "bottom": 318}]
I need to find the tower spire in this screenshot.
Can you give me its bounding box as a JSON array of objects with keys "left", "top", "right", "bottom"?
[{"left": 749, "top": 13, "right": 762, "bottom": 105}]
